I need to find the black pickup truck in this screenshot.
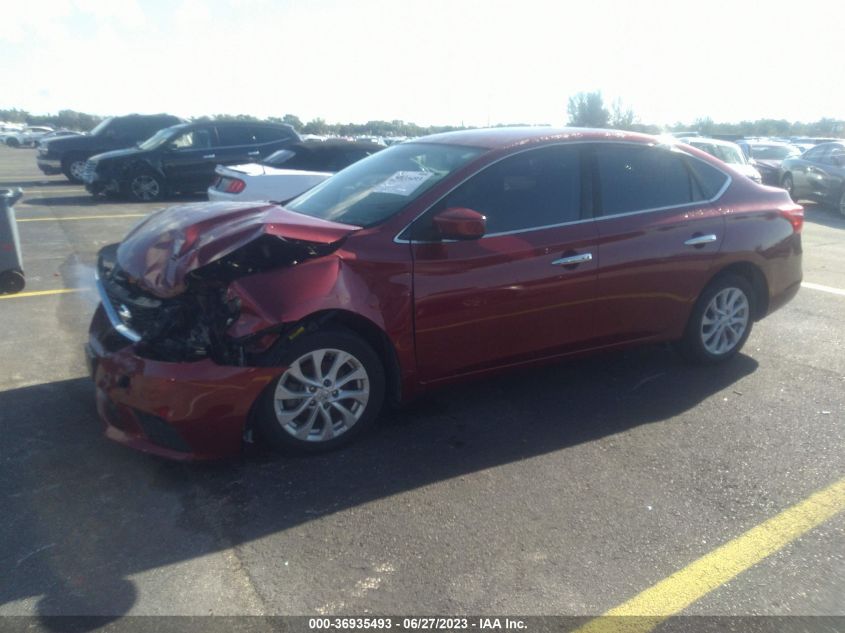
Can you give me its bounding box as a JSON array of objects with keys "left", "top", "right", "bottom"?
[{"left": 37, "top": 113, "right": 183, "bottom": 183}]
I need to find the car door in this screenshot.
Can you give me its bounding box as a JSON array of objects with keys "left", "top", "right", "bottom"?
[
  {"left": 591, "top": 143, "right": 728, "bottom": 345},
  {"left": 214, "top": 124, "right": 262, "bottom": 170},
  {"left": 160, "top": 126, "right": 218, "bottom": 191},
  {"left": 409, "top": 144, "right": 599, "bottom": 383}
]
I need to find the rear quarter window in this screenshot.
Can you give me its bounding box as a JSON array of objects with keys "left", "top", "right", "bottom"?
[{"left": 686, "top": 157, "right": 729, "bottom": 199}]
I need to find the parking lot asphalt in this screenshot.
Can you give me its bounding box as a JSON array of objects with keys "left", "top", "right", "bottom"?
[{"left": 0, "top": 145, "right": 843, "bottom": 626}]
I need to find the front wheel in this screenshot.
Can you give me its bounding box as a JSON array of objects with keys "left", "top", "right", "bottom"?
[
  {"left": 255, "top": 329, "right": 386, "bottom": 454},
  {"left": 837, "top": 188, "right": 845, "bottom": 218},
  {"left": 677, "top": 274, "right": 755, "bottom": 364},
  {"left": 6, "top": 138, "right": 20, "bottom": 148},
  {"left": 125, "top": 170, "right": 165, "bottom": 202}
]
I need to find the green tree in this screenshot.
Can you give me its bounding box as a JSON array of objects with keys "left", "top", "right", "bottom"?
[
  {"left": 566, "top": 91, "right": 610, "bottom": 127},
  {"left": 303, "top": 117, "right": 328, "bottom": 135},
  {"left": 282, "top": 114, "right": 303, "bottom": 130},
  {"left": 609, "top": 99, "right": 636, "bottom": 129}
]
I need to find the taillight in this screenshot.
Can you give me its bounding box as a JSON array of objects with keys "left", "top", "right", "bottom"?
[
  {"left": 225, "top": 178, "right": 245, "bottom": 194},
  {"left": 779, "top": 205, "right": 804, "bottom": 233}
]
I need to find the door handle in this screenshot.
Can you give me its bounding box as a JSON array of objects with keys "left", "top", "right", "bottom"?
[
  {"left": 203, "top": 154, "right": 216, "bottom": 159},
  {"left": 684, "top": 234, "right": 718, "bottom": 247},
  {"left": 247, "top": 151, "right": 260, "bottom": 156},
  {"left": 552, "top": 253, "right": 593, "bottom": 266}
]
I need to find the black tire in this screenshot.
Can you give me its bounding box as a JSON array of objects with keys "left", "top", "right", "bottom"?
[
  {"left": 677, "top": 273, "right": 756, "bottom": 365},
  {"left": 62, "top": 155, "right": 87, "bottom": 183},
  {"left": 124, "top": 169, "right": 166, "bottom": 202},
  {"left": 6, "top": 138, "right": 20, "bottom": 148},
  {"left": 0, "top": 269, "right": 25, "bottom": 295},
  {"left": 255, "top": 328, "right": 386, "bottom": 454},
  {"left": 781, "top": 173, "right": 795, "bottom": 200},
  {"left": 837, "top": 187, "right": 845, "bottom": 218}
]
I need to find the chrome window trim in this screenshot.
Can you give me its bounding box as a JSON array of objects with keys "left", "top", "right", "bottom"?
[{"left": 393, "top": 140, "right": 732, "bottom": 244}]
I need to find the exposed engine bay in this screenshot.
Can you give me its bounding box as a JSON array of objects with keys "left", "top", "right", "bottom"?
[{"left": 96, "top": 235, "right": 339, "bottom": 365}]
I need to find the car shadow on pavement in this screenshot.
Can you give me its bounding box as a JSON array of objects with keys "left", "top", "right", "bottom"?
[{"left": 0, "top": 346, "right": 758, "bottom": 629}]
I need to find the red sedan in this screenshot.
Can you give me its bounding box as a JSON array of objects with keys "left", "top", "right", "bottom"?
[{"left": 87, "top": 127, "right": 803, "bottom": 460}]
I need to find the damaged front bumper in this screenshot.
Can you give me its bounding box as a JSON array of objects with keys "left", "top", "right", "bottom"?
[{"left": 88, "top": 306, "right": 284, "bottom": 461}]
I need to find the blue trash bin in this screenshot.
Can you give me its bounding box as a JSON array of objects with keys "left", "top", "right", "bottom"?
[{"left": 0, "top": 187, "right": 25, "bottom": 294}]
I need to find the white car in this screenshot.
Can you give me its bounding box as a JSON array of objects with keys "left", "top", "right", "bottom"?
[
  {"left": 679, "top": 137, "right": 762, "bottom": 183},
  {"left": 208, "top": 140, "right": 382, "bottom": 202},
  {"left": 3, "top": 125, "right": 54, "bottom": 148}
]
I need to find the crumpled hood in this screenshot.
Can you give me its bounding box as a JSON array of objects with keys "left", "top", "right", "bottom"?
[{"left": 116, "top": 201, "right": 360, "bottom": 298}]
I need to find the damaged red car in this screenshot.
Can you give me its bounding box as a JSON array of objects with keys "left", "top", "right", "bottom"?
[{"left": 87, "top": 127, "right": 803, "bottom": 460}]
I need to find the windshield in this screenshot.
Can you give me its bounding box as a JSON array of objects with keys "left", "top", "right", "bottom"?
[
  {"left": 89, "top": 117, "right": 114, "bottom": 136},
  {"left": 750, "top": 145, "right": 801, "bottom": 160},
  {"left": 285, "top": 143, "right": 483, "bottom": 227},
  {"left": 263, "top": 149, "right": 296, "bottom": 167},
  {"left": 137, "top": 126, "right": 181, "bottom": 151}
]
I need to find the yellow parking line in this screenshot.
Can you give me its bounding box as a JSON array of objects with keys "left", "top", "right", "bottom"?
[
  {"left": 0, "top": 288, "right": 85, "bottom": 299},
  {"left": 17, "top": 214, "right": 146, "bottom": 223},
  {"left": 575, "top": 476, "right": 845, "bottom": 633}
]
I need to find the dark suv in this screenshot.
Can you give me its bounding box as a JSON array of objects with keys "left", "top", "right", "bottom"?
[
  {"left": 37, "top": 114, "right": 183, "bottom": 183},
  {"left": 82, "top": 121, "right": 300, "bottom": 201}
]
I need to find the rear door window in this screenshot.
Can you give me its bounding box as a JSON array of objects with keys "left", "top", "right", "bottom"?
[
  {"left": 253, "top": 126, "right": 296, "bottom": 143},
  {"left": 215, "top": 125, "right": 256, "bottom": 147},
  {"left": 594, "top": 144, "right": 695, "bottom": 216}
]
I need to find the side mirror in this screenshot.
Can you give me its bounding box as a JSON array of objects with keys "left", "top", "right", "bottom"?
[{"left": 432, "top": 207, "right": 486, "bottom": 240}]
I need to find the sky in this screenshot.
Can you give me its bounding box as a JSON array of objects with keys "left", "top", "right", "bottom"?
[{"left": 2, "top": 0, "right": 843, "bottom": 128}]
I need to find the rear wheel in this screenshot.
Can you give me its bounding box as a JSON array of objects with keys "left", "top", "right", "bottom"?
[
  {"left": 838, "top": 188, "right": 845, "bottom": 218},
  {"left": 255, "top": 329, "right": 386, "bottom": 454},
  {"left": 781, "top": 173, "right": 795, "bottom": 200},
  {"left": 677, "top": 274, "right": 755, "bottom": 364}
]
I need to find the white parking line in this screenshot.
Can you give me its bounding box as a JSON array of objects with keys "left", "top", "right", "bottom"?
[{"left": 802, "top": 282, "right": 845, "bottom": 297}]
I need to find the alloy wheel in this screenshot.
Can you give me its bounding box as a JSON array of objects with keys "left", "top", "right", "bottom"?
[
  {"left": 273, "top": 348, "right": 370, "bottom": 442},
  {"left": 700, "top": 287, "right": 750, "bottom": 356},
  {"left": 69, "top": 160, "right": 86, "bottom": 181},
  {"left": 131, "top": 174, "right": 161, "bottom": 201}
]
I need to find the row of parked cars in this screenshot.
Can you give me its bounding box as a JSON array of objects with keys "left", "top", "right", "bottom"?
[
  {"left": 24, "top": 113, "right": 845, "bottom": 216},
  {"left": 32, "top": 113, "right": 384, "bottom": 203},
  {"left": 0, "top": 123, "right": 79, "bottom": 148},
  {"left": 671, "top": 134, "right": 845, "bottom": 216}
]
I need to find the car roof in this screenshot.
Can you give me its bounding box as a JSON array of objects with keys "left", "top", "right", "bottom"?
[
  {"left": 291, "top": 139, "right": 384, "bottom": 152},
  {"left": 414, "top": 126, "right": 659, "bottom": 150},
  {"left": 742, "top": 140, "right": 793, "bottom": 147},
  {"left": 680, "top": 136, "right": 741, "bottom": 149}
]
